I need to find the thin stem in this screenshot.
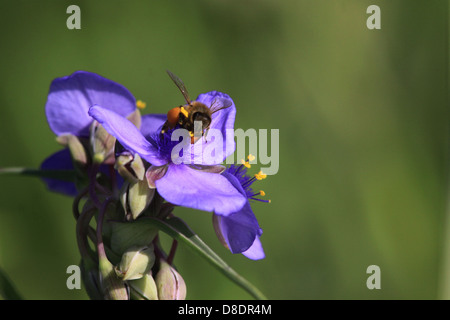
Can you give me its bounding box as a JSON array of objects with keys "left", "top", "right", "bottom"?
[
  {"left": 109, "top": 164, "right": 119, "bottom": 198},
  {"left": 88, "top": 163, "right": 102, "bottom": 210},
  {"left": 96, "top": 197, "right": 114, "bottom": 260},
  {"left": 72, "top": 187, "right": 89, "bottom": 220},
  {"left": 76, "top": 206, "right": 97, "bottom": 262},
  {"left": 166, "top": 239, "right": 178, "bottom": 265}
]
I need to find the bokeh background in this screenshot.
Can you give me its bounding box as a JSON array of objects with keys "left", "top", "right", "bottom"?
[{"left": 0, "top": 0, "right": 448, "bottom": 299}]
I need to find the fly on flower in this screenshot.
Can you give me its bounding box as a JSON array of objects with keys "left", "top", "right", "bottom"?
[
  {"left": 161, "top": 70, "right": 232, "bottom": 144},
  {"left": 88, "top": 72, "right": 245, "bottom": 216}
]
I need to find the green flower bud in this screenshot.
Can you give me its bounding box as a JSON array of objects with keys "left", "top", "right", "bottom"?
[
  {"left": 128, "top": 272, "right": 159, "bottom": 300},
  {"left": 90, "top": 121, "right": 116, "bottom": 164},
  {"left": 115, "top": 153, "right": 136, "bottom": 182},
  {"left": 130, "top": 154, "right": 146, "bottom": 181},
  {"left": 115, "top": 245, "right": 155, "bottom": 281},
  {"left": 155, "top": 260, "right": 186, "bottom": 300},
  {"left": 115, "top": 153, "right": 146, "bottom": 183},
  {"left": 120, "top": 178, "right": 155, "bottom": 220},
  {"left": 56, "top": 134, "right": 88, "bottom": 167},
  {"left": 129, "top": 179, "right": 155, "bottom": 219},
  {"left": 98, "top": 255, "right": 129, "bottom": 300}
]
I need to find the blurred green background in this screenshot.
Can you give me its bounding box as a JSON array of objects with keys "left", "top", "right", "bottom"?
[{"left": 0, "top": 0, "right": 448, "bottom": 299}]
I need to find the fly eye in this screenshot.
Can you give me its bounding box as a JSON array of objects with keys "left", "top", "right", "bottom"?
[{"left": 167, "top": 107, "right": 181, "bottom": 126}]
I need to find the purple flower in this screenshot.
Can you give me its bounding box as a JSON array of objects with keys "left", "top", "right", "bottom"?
[
  {"left": 46, "top": 71, "right": 136, "bottom": 137},
  {"left": 88, "top": 91, "right": 246, "bottom": 216},
  {"left": 213, "top": 163, "right": 268, "bottom": 260},
  {"left": 41, "top": 71, "right": 137, "bottom": 195},
  {"left": 40, "top": 148, "right": 78, "bottom": 196}
]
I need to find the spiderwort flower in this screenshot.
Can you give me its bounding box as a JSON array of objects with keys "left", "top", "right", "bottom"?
[
  {"left": 88, "top": 91, "right": 247, "bottom": 216},
  {"left": 213, "top": 157, "right": 269, "bottom": 260},
  {"left": 41, "top": 71, "right": 138, "bottom": 195}
]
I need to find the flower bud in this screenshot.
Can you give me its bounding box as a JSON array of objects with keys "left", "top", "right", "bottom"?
[
  {"left": 115, "top": 245, "right": 155, "bottom": 281},
  {"left": 129, "top": 179, "right": 155, "bottom": 219},
  {"left": 145, "top": 165, "right": 168, "bottom": 189},
  {"left": 120, "top": 179, "right": 155, "bottom": 220},
  {"left": 155, "top": 260, "right": 186, "bottom": 300},
  {"left": 212, "top": 214, "right": 229, "bottom": 250},
  {"left": 128, "top": 272, "right": 159, "bottom": 300},
  {"left": 115, "top": 152, "right": 146, "bottom": 183},
  {"left": 129, "top": 153, "right": 146, "bottom": 181},
  {"left": 56, "top": 134, "right": 88, "bottom": 167},
  {"left": 90, "top": 121, "right": 116, "bottom": 164},
  {"left": 98, "top": 255, "right": 129, "bottom": 300}
]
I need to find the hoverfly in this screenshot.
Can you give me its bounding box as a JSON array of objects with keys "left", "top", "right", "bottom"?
[{"left": 161, "top": 70, "right": 232, "bottom": 143}]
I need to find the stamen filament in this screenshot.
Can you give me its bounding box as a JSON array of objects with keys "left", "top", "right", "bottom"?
[
  {"left": 242, "top": 176, "right": 256, "bottom": 188},
  {"left": 250, "top": 197, "right": 271, "bottom": 203}
]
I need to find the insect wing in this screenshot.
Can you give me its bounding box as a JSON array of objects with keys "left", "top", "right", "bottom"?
[
  {"left": 167, "top": 70, "right": 191, "bottom": 104},
  {"left": 210, "top": 97, "right": 233, "bottom": 114}
]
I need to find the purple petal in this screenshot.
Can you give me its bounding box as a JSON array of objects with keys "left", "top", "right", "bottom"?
[
  {"left": 215, "top": 201, "right": 262, "bottom": 254},
  {"left": 140, "top": 114, "right": 167, "bottom": 139},
  {"left": 215, "top": 172, "right": 263, "bottom": 257},
  {"left": 40, "top": 149, "right": 78, "bottom": 196},
  {"left": 45, "top": 71, "right": 136, "bottom": 137},
  {"left": 242, "top": 237, "right": 265, "bottom": 260},
  {"left": 89, "top": 106, "right": 166, "bottom": 166},
  {"left": 194, "top": 91, "right": 236, "bottom": 162},
  {"left": 155, "top": 164, "right": 246, "bottom": 216}
]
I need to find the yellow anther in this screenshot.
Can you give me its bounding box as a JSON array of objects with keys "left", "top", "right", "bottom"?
[
  {"left": 136, "top": 100, "right": 146, "bottom": 109},
  {"left": 255, "top": 171, "right": 267, "bottom": 180},
  {"left": 189, "top": 131, "right": 194, "bottom": 137},
  {"left": 260, "top": 190, "right": 266, "bottom": 197},
  {"left": 180, "top": 106, "right": 189, "bottom": 118},
  {"left": 247, "top": 154, "right": 255, "bottom": 162},
  {"left": 240, "top": 159, "right": 251, "bottom": 168}
]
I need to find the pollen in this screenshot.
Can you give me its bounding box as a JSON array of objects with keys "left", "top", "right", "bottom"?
[
  {"left": 136, "top": 100, "right": 146, "bottom": 109},
  {"left": 247, "top": 154, "right": 255, "bottom": 162},
  {"left": 180, "top": 106, "right": 189, "bottom": 118},
  {"left": 255, "top": 171, "right": 267, "bottom": 180},
  {"left": 260, "top": 190, "right": 266, "bottom": 196},
  {"left": 241, "top": 159, "right": 251, "bottom": 168}
]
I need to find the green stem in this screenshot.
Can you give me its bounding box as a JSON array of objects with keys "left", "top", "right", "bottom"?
[
  {"left": 146, "top": 217, "right": 267, "bottom": 300},
  {"left": 0, "top": 167, "right": 75, "bottom": 181}
]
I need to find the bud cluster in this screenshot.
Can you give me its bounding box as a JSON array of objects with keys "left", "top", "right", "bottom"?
[{"left": 70, "top": 109, "right": 186, "bottom": 300}]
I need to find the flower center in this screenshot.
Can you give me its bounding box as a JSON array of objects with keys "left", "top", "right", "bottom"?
[{"left": 226, "top": 155, "right": 271, "bottom": 204}]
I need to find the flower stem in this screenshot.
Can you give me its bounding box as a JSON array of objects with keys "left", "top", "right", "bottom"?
[
  {"left": 166, "top": 239, "right": 178, "bottom": 265},
  {"left": 76, "top": 206, "right": 97, "bottom": 262}
]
